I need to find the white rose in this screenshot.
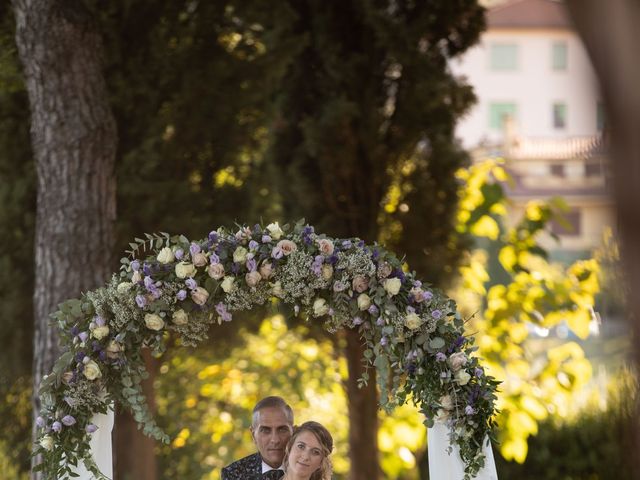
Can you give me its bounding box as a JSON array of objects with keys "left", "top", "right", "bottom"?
[
  {"left": 352, "top": 275, "right": 370, "bottom": 293},
  {"left": 207, "top": 263, "right": 225, "bottom": 279},
  {"left": 266, "top": 222, "right": 284, "bottom": 240},
  {"left": 91, "top": 325, "right": 110, "bottom": 340},
  {"left": 144, "top": 313, "right": 165, "bottom": 331},
  {"left": 192, "top": 252, "right": 208, "bottom": 267},
  {"left": 40, "top": 435, "right": 54, "bottom": 451},
  {"left": 277, "top": 239, "right": 297, "bottom": 256},
  {"left": 317, "top": 238, "right": 334, "bottom": 256},
  {"left": 172, "top": 309, "right": 189, "bottom": 326},
  {"left": 448, "top": 352, "right": 468, "bottom": 372},
  {"left": 191, "top": 287, "right": 209, "bottom": 305},
  {"left": 131, "top": 271, "right": 142, "bottom": 283},
  {"left": 404, "top": 312, "right": 422, "bottom": 330},
  {"left": 233, "top": 246, "right": 248, "bottom": 263},
  {"left": 321, "top": 264, "right": 334, "bottom": 280},
  {"left": 61, "top": 371, "right": 74, "bottom": 384},
  {"left": 117, "top": 282, "right": 132, "bottom": 294},
  {"left": 175, "top": 262, "right": 197, "bottom": 279},
  {"left": 271, "top": 281, "right": 284, "bottom": 298},
  {"left": 357, "top": 294, "right": 371, "bottom": 311},
  {"left": 313, "top": 298, "right": 329, "bottom": 316},
  {"left": 259, "top": 262, "right": 273, "bottom": 280},
  {"left": 246, "top": 271, "right": 262, "bottom": 287},
  {"left": 434, "top": 408, "right": 450, "bottom": 423},
  {"left": 221, "top": 276, "right": 236, "bottom": 293},
  {"left": 83, "top": 360, "right": 102, "bottom": 381},
  {"left": 383, "top": 277, "right": 402, "bottom": 296},
  {"left": 105, "top": 340, "right": 123, "bottom": 359},
  {"left": 455, "top": 370, "right": 471, "bottom": 386},
  {"left": 440, "top": 394, "right": 454, "bottom": 411},
  {"left": 157, "top": 247, "right": 175, "bottom": 264}
]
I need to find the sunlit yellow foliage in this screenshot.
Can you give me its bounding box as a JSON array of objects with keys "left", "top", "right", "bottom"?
[{"left": 450, "top": 160, "right": 601, "bottom": 464}]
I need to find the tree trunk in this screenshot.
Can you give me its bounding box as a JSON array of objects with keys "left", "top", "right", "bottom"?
[
  {"left": 565, "top": 2, "right": 640, "bottom": 478},
  {"left": 11, "top": 1, "right": 117, "bottom": 478},
  {"left": 344, "top": 328, "right": 381, "bottom": 480}
]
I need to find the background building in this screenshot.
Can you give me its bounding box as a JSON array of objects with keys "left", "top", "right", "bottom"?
[{"left": 451, "top": 0, "right": 613, "bottom": 260}]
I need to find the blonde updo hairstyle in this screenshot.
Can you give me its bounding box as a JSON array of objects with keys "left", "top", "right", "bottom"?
[{"left": 283, "top": 421, "right": 333, "bottom": 480}]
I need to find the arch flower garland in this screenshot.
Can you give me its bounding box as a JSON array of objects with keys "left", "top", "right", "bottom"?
[{"left": 34, "top": 221, "right": 498, "bottom": 479}]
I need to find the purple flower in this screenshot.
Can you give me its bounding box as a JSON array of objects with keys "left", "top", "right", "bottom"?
[
  {"left": 36, "top": 416, "right": 45, "bottom": 428},
  {"left": 436, "top": 352, "right": 447, "bottom": 362},
  {"left": 51, "top": 421, "right": 62, "bottom": 433},
  {"left": 144, "top": 276, "right": 154, "bottom": 289},
  {"left": 376, "top": 317, "right": 385, "bottom": 326},
  {"left": 208, "top": 231, "right": 218, "bottom": 242},
  {"left": 142, "top": 263, "right": 151, "bottom": 275},
  {"left": 465, "top": 405, "right": 475, "bottom": 416},
  {"left": 176, "top": 289, "right": 187, "bottom": 301},
  {"left": 342, "top": 240, "right": 352, "bottom": 249},
  {"left": 131, "top": 260, "right": 140, "bottom": 272},
  {"left": 249, "top": 240, "right": 259, "bottom": 251},
  {"left": 328, "top": 254, "right": 338, "bottom": 265},
  {"left": 353, "top": 316, "right": 364, "bottom": 325},
  {"left": 98, "top": 350, "right": 107, "bottom": 362},
  {"left": 209, "top": 253, "right": 220, "bottom": 264},
  {"left": 431, "top": 309, "right": 442, "bottom": 320},
  {"left": 474, "top": 368, "right": 484, "bottom": 378},
  {"left": 413, "top": 280, "right": 423, "bottom": 288},
  {"left": 303, "top": 226, "right": 314, "bottom": 235},
  {"left": 74, "top": 352, "right": 85, "bottom": 362},
  {"left": 423, "top": 291, "right": 433, "bottom": 303},
  {"left": 372, "top": 248, "right": 379, "bottom": 260},
  {"left": 78, "top": 332, "right": 89, "bottom": 343},
  {"left": 215, "top": 302, "right": 232, "bottom": 322},
  {"left": 185, "top": 278, "right": 197, "bottom": 290},
  {"left": 70, "top": 325, "right": 79, "bottom": 336},
  {"left": 135, "top": 295, "right": 147, "bottom": 308},
  {"left": 358, "top": 240, "right": 365, "bottom": 247},
  {"left": 86, "top": 423, "right": 99, "bottom": 434},
  {"left": 175, "top": 248, "right": 184, "bottom": 260},
  {"left": 328, "top": 308, "right": 335, "bottom": 316},
  {"left": 61, "top": 415, "right": 76, "bottom": 426},
  {"left": 94, "top": 316, "right": 106, "bottom": 327},
  {"left": 380, "top": 336, "right": 389, "bottom": 346},
  {"left": 262, "top": 234, "right": 272, "bottom": 243},
  {"left": 190, "top": 243, "right": 201, "bottom": 255},
  {"left": 271, "top": 247, "right": 284, "bottom": 259},
  {"left": 407, "top": 306, "right": 416, "bottom": 314},
  {"left": 368, "top": 305, "right": 379, "bottom": 316},
  {"left": 246, "top": 258, "right": 257, "bottom": 272}
]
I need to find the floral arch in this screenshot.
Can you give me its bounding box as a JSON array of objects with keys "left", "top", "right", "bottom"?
[{"left": 34, "top": 221, "right": 498, "bottom": 479}]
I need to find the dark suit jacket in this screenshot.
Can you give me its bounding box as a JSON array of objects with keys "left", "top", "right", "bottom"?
[{"left": 221, "top": 452, "right": 262, "bottom": 480}]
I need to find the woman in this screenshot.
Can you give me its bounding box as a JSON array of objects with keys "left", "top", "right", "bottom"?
[{"left": 281, "top": 421, "right": 333, "bottom": 480}]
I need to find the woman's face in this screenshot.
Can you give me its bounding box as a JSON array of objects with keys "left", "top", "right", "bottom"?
[{"left": 287, "top": 430, "right": 324, "bottom": 478}]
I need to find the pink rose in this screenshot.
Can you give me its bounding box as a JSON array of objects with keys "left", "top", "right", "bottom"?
[
  {"left": 317, "top": 238, "right": 335, "bottom": 256},
  {"left": 277, "top": 239, "right": 297, "bottom": 256},
  {"left": 192, "top": 252, "right": 208, "bottom": 267},
  {"left": 207, "top": 263, "right": 225, "bottom": 280},
  {"left": 377, "top": 262, "right": 392, "bottom": 279},
  {"left": 191, "top": 287, "right": 209, "bottom": 305},
  {"left": 246, "top": 271, "right": 262, "bottom": 287},
  {"left": 448, "top": 352, "right": 468, "bottom": 372},
  {"left": 352, "top": 275, "right": 370, "bottom": 293},
  {"left": 259, "top": 262, "right": 274, "bottom": 280}
]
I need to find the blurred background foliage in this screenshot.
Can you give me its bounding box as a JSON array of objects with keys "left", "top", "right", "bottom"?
[{"left": 0, "top": 0, "right": 634, "bottom": 478}]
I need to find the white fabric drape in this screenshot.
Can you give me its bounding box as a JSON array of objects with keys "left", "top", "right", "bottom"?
[
  {"left": 427, "top": 422, "right": 498, "bottom": 479},
  {"left": 70, "top": 408, "right": 114, "bottom": 480}
]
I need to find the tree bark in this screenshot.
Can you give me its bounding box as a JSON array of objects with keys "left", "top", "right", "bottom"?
[
  {"left": 565, "top": 2, "right": 640, "bottom": 478},
  {"left": 344, "top": 328, "right": 381, "bottom": 480},
  {"left": 11, "top": 1, "right": 117, "bottom": 478}
]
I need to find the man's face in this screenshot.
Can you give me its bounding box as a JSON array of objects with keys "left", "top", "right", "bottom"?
[{"left": 251, "top": 406, "right": 293, "bottom": 468}]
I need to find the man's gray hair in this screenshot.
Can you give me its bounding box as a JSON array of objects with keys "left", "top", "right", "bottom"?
[{"left": 251, "top": 396, "right": 294, "bottom": 427}]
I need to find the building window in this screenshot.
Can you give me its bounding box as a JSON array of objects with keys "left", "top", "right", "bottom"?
[
  {"left": 552, "top": 41, "right": 568, "bottom": 70},
  {"left": 585, "top": 161, "right": 602, "bottom": 177},
  {"left": 550, "top": 163, "right": 565, "bottom": 177},
  {"left": 553, "top": 102, "right": 567, "bottom": 129},
  {"left": 490, "top": 43, "right": 518, "bottom": 71},
  {"left": 597, "top": 101, "right": 606, "bottom": 131},
  {"left": 489, "top": 102, "right": 517, "bottom": 130},
  {"left": 550, "top": 209, "right": 582, "bottom": 237}
]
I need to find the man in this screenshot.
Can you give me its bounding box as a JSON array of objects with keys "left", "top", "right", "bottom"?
[{"left": 221, "top": 396, "right": 294, "bottom": 480}]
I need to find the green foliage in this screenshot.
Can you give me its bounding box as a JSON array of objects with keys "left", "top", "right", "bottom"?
[
  {"left": 451, "top": 159, "right": 601, "bottom": 464},
  {"left": 0, "top": 376, "right": 32, "bottom": 477}
]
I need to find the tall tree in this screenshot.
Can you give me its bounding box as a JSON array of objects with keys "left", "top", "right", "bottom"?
[
  {"left": 11, "top": 1, "right": 117, "bottom": 478},
  {"left": 265, "top": 1, "right": 485, "bottom": 478}
]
